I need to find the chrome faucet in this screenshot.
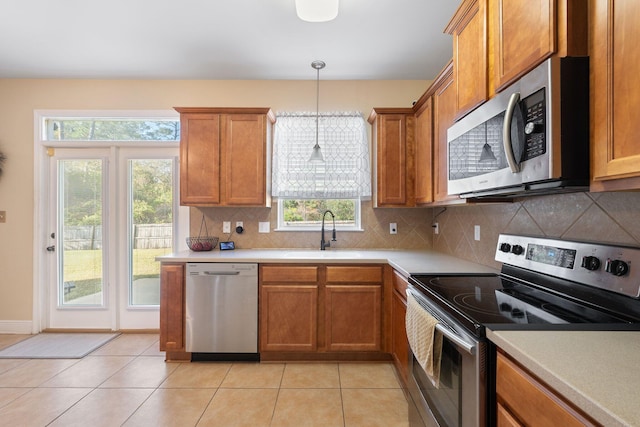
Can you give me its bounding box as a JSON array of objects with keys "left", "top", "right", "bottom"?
[{"left": 320, "top": 210, "right": 336, "bottom": 250}]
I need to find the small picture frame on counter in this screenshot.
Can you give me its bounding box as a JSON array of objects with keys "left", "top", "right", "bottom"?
[{"left": 219, "top": 241, "right": 235, "bottom": 251}]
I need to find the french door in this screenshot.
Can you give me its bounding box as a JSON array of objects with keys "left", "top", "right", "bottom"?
[{"left": 46, "top": 147, "right": 178, "bottom": 330}]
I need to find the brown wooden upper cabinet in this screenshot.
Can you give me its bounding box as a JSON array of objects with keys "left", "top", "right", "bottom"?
[
  {"left": 590, "top": 0, "right": 640, "bottom": 191},
  {"left": 489, "top": 0, "right": 587, "bottom": 93},
  {"left": 175, "top": 107, "right": 275, "bottom": 207},
  {"left": 368, "top": 108, "right": 416, "bottom": 207},
  {"left": 413, "top": 96, "right": 433, "bottom": 205},
  {"left": 431, "top": 62, "right": 462, "bottom": 205},
  {"left": 445, "top": 0, "right": 488, "bottom": 120}
]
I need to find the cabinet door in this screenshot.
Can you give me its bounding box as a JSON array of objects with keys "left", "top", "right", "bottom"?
[
  {"left": 415, "top": 99, "right": 433, "bottom": 204},
  {"left": 325, "top": 285, "right": 382, "bottom": 351},
  {"left": 491, "top": 0, "right": 555, "bottom": 91},
  {"left": 591, "top": 0, "right": 640, "bottom": 191},
  {"left": 221, "top": 114, "right": 267, "bottom": 205},
  {"left": 260, "top": 285, "right": 318, "bottom": 352},
  {"left": 496, "top": 403, "right": 523, "bottom": 427},
  {"left": 432, "top": 64, "right": 459, "bottom": 203},
  {"left": 391, "top": 271, "right": 410, "bottom": 383},
  {"left": 448, "top": 0, "right": 488, "bottom": 118},
  {"left": 179, "top": 113, "right": 220, "bottom": 205},
  {"left": 159, "top": 263, "right": 185, "bottom": 351},
  {"left": 372, "top": 112, "right": 415, "bottom": 207}
]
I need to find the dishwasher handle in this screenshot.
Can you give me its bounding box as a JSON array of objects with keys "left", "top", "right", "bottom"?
[{"left": 202, "top": 271, "right": 241, "bottom": 276}]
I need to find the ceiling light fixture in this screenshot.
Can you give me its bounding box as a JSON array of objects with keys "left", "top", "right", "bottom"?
[
  {"left": 308, "top": 60, "right": 326, "bottom": 163},
  {"left": 295, "top": 0, "right": 339, "bottom": 22}
]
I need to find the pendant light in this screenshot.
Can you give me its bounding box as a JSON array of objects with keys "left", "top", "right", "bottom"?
[
  {"left": 295, "top": 0, "right": 339, "bottom": 22},
  {"left": 308, "top": 60, "right": 326, "bottom": 163}
]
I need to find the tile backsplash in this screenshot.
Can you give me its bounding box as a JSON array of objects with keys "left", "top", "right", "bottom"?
[
  {"left": 432, "top": 191, "right": 640, "bottom": 269},
  {"left": 190, "top": 201, "right": 434, "bottom": 251},
  {"left": 190, "top": 191, "right": 640, "bottom": 271}
]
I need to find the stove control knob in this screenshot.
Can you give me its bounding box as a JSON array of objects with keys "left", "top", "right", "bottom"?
[
  {"left": 511, "top": 245, "right": 525, "bottom": 255},
  {"left": 499, "top": 243, "right": 512, "bottom": 253},
  {"left": 511, "top": 308, "right": 525, "bottom": 318},
  {"left": 581, "top": 256, "right": 601, "bottom": 271},
  {"left": 605, "top": 259, "right": 630, "bottom": 276}
]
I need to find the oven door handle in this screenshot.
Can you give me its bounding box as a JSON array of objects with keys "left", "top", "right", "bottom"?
[
  {"left": 435, "top": 323, "right": 475, "bottom": 355},
  {"left": 407, "top": 288, "right": 476, "bottom": 356}
]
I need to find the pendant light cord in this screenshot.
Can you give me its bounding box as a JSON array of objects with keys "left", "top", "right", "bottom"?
[{"left": 315, "top": 64, "right": 320, "bottom": 147}]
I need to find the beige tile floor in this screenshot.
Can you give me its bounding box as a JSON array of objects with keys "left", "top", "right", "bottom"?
[{"left": 0, "top": 334, "right": 416, "bottom": 426}]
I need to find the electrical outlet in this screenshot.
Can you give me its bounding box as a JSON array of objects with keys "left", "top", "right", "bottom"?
[
  {"left": 433, "top": 222, "right": 439, "bottom": 234},
  {"left": 474, "top": 225, "right": 481, "bottom": 241},
  {"left": 223, "top": 221, "right": 231, "bottom": 234},
  {"left": 0, "top": 211, "right": 5, "bottom": 223},
  {"left": 390, "top": 223, "right": 397, "bottom": 234},
  {"left": 236, "top": 221, "right": 243, "bottom": 229}
]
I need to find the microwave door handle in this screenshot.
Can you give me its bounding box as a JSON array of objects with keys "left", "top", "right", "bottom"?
[{"left": 503, "top": 92, "right": 521, "bottom": 173}]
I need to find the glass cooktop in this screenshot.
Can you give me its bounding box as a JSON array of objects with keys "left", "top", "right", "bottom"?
[{"left": 408, "top": 273, "right": 636, "bottom": 338}]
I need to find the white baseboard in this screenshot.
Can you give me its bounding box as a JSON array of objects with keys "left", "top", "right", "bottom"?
[{"left": 0, "top": 321, "right": 33, "bottom": 334}]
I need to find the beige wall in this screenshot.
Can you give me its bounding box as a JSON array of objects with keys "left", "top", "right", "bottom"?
[{"left": 0, "top": 78, "right": 430, "bottom": 328}]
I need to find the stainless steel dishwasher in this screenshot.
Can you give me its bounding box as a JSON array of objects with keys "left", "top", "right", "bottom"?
[{"left": 185, "top": 263, "right": 259, "bottom": 361}]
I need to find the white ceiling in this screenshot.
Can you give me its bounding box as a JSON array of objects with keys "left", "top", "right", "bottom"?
[{"left": 0, "top": 0, "right": 458, "bottom": 80}]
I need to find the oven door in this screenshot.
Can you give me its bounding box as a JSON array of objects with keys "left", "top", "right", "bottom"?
[{"left": 407, "top": 286, "right": 487, "bottom": 427}]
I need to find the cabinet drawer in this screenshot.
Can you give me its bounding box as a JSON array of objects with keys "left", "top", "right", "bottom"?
[
  {"left": 392, "top": 270, "right": 408, "bottom": 300},
  {"left": 496, "top": 352, "right": 597, "bottom": 427},
  {"left": 326, "top": 265, "right": 383, "bottom": 284},
  {"left": 261, "top": 265, "right": 319, "bottom": 283}
]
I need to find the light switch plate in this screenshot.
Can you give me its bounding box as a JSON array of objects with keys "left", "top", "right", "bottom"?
[
  {"left": 390, "top": 223, "right": 397, "bottom": 234},
  {"left": 223, "top": 221, "right": 231, "bottom": 234},
  {"left": 474, "top": 225, "right": 481, "bottom": 241},
  {"left": 259, "top": 222, "right": 270, "bottom": 233}
]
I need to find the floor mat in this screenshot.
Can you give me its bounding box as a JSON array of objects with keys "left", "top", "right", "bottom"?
[{"left": 0, "top": 332, "right": 120, "bottom": 358}]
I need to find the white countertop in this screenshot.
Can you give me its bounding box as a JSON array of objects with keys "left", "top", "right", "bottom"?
[
  {"left": 488, "top": 329, "right": 640, "bottom": 427},
  {"left": 156, "top": 249, "right": 497, "bottom": 277}
]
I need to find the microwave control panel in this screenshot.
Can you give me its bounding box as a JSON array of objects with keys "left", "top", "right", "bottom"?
[{"left": 521, "top": 88, "right": 546, "bottom": 161}]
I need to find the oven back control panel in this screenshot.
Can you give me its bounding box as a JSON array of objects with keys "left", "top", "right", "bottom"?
[{"left": 495, "top": 234, "right": 640, "bottom": 298}]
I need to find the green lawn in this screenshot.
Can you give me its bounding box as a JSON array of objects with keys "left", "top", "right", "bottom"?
[{"left": 63, "top": 248, "right": 169, "bottom": 301}]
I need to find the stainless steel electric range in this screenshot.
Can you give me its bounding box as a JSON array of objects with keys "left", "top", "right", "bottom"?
[{"left": 407, "top": 234, "right": 640, "bottom": 427}]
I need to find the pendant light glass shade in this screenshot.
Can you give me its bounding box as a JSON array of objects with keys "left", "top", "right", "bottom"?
[
  {"left": 309, "top": 142, "right": 324, "bottom": 162},
  {"left": 295, "top": 0, "right": 339, "bottom": 22},
  {"left": 308, "top": 60, "right": 326, "bottom": 163}
]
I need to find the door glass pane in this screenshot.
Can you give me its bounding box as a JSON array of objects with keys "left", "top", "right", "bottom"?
[
  {"left": 59, "top": 159, "right": 104, "bottom": 306},
  {"left": 130, "top": 159, "right": 173, "bottom": 306}
]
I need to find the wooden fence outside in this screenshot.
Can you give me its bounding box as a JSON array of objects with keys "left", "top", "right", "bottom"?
[{"left": 63, "top": 224, "right": 172, "bottom": 250}]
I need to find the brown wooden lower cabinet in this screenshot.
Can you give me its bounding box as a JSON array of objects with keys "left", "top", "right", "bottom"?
[
  {"left": 496, "top": 351, "right": 599, "bottom": 427},
  {"left": 260, "top": 284, "right": 318, "bottom": 352},
  {"left": 391, "top": 270, "right": 410, "bottom": 384},
  {"left": 325, "top": 285, "right": 381, "bottom": 351},
  {"left": 259, "top": 264, "right": 385, "bottom": 358},
  {"left": 159, "top": 263, "right": 190, "bottom": 361}
]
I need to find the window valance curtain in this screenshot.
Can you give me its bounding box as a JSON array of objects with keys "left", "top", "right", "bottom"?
[{"left": 272, "top": 112, "right": 371, "bottom": 199}]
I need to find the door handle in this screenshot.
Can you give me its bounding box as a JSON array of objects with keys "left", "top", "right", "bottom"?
[
  {"left": 503, "top": 92, "right": 521, "bottom": 173},
  {"left": 46, "top": 245, "right": 55, "bottom": 252}
]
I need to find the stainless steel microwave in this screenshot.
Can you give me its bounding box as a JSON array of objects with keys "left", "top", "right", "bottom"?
[{"left": 447, "top": 57, "right": 589, "bottom": 198}]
